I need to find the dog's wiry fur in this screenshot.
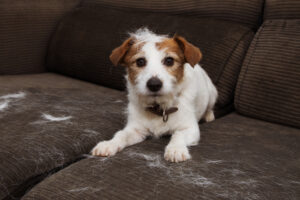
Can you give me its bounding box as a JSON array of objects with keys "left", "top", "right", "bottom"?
[{"left": 92, "top": 28, "right": 218, "bottom": 162}]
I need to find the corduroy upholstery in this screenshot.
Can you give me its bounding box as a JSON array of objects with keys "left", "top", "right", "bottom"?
[
  {"left": 82, "top": 0, "right": 264, "bottom": 29},
  {"left": 235, "top": 19, "right": 300, "bottom": 128},
  {"left": 0, "top": 73, "right": 127, "bottom": 199},
  {"left": 46, "top": 5, "right": 254, "bottom": 116},
  {"left": 0, "top": 0, "right": 80, "bottom": 75},
  {"left": 264, "top": 0, "right": 300, "bottom": 20},
  {"left": 22, "top": 113, "right": 300, "bottom": 200}
]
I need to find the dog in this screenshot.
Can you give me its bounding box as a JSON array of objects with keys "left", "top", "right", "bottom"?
[{"left": 92, "top": 28, "right": 218, "bottom": 162}]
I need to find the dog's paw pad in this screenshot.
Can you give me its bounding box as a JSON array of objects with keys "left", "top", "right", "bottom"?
[
  {"left": 91, "top": 141, "right": 120, "bottom": 157},
  {"left": 164, "top": 145, "right": 191, "bottom": 162}
]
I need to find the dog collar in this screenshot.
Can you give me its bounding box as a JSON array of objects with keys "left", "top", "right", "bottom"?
[{"left": 146, "top": 103, "right": 178, "bottom": 122}]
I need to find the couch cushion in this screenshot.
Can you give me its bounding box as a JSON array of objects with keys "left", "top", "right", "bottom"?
[
  {"left": 235, "top": 20, "right": 300, "bottom": 128},
  {"left": 47, "top": 5, "right": 254, "bottom": 116},
  {"left": 0, "top": 0, "right": 80, "bottom": 75},
  {"left": 22, "top": 113, "right": 300, "bottom": 200},
  {"left": 0, "top": 73, "right": 127, "bottom": 199},
  {"left": 82, "top": 0, "right": 264, "bottom": 29},
  {"left": 264, "top": 0, "right": 300, "bottom": 20}
]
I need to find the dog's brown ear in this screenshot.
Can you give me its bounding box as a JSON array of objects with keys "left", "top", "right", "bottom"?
[
  {"left": 174, "top": 35, "right": 202, "bottom": 67},
  {"left": 110, "top": 38, "right": 133, "bottom": 66}
]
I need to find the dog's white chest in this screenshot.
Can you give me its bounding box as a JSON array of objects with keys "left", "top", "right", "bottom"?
[
  {"left": 145, "top": 118, "right": 169, "bottom": 137},
  {"left": 145, "top": 112, "right": 183, "bottom": 137}
]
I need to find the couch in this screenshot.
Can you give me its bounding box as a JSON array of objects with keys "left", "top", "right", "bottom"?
[{"left": 0, "top": 0, "right": 299, "bottom": 199}]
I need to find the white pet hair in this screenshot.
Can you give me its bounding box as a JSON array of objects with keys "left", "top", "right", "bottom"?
[
  {"left": 0, "top": 92, "right": 26, "bottom": 112},
  {"left": 0, "top": 100, "right": 9, "bottom": 111},
  {"left": 0, "top": 92, "right": 26, "bottom": 99},
  {"left": 42, "top": 113, "right": 72, "bottom": 122}
]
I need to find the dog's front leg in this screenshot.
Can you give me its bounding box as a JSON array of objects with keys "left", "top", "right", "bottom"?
[
  {"left": 92, "top": 124, "right": 147, "bottom": 157},
  {"left": 164, "top": 123, "right": 200, "bottom": 162}
]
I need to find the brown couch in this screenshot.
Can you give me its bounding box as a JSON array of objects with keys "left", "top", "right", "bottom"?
[{"left": 0, "top": 0, "right": 299, "bottom": 199}]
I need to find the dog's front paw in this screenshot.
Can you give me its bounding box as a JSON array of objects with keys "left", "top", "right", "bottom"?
[
  {"left": 91, "top": 140, "right": 121, "bottom": 157},
  {"left": 164, "top": 145, "right": 191, "bottom": 162},
  {"left": 204, "top": 110, "right": 215, "bottom": 122}
]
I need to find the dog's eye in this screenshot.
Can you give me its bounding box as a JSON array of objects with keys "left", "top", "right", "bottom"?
[
  {"left": 136, "top": 58, "right": 146, "bottom": 67},
  {"left": 164, "top": 57, "right": 174, "bottom": 67}
]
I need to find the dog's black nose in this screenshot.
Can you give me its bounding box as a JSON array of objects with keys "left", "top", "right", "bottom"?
[{"left": 147, "top": 77, "right": 163, "bottom": 92}]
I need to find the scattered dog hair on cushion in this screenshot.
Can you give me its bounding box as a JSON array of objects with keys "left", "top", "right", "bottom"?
[
  {"left": 234, "top": 179, "right": 257, "bottom": 186},
  {"left": 206, "top": 160, "right": 223, "bottom": 164},
  {"left": 42, "top": 113, "right": 72, "bottom": 121},
  {"left": 221, "top": 168, "right": 245, "bottom": 176},
  {"left": 0, "top": 92, "right": 26, "bottom": 99},
  {"left": 0, "top": 92, "right": 26, "bottom": 112},
  {"left": 30, "top": 114, "right": 73, "bottom": 125},
  {"left": 126, "top": 151, "right": 214, "bottom": 187},
  {"left": 289, "top": 180, "right": 300, "bottom": 185},
  {"left": 181, "top": 171, "right": 214, "bottom": 187},
  {"left": 69, "top": 187, "right": 101, "bottom": 193},
  {"left": 87, "top": 155, "right": 110, "bottom": 163},
  {"left": 0, "top": 100, "right": 9, "bottom": 111},
  {"left": 82, "top": 154, "right": 97, "bottom": 159},
  {"left": 69, "top": 187, "right": 90, "bottom": 192},
  {"left": 83, "top": 129, "right": 101, "bottom": 136},
  {"left": 127, "top": 151, "right": 166, "bottom": 169},
  {"left": 114, "top": 99, "right": 124, "bottom": 103}
]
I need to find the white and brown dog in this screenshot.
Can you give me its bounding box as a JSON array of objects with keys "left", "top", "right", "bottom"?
[{"left": 92, "top": 28, "right": 217, "bottom": 162}]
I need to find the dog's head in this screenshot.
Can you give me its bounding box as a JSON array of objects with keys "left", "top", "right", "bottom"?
[{"left": 110, "top": 28, "right": 202, "bottom": 105}]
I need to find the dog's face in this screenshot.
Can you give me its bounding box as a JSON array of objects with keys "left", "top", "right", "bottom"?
[{"left": 110, "top": 30, "right": 202, "bottom": 105}]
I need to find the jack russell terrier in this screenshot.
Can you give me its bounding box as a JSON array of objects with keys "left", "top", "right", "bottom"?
[{"left": 92, "top": 28, "right": 217, "bottom": 162}]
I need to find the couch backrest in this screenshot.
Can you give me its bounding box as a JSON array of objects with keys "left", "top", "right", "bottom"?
[
  {"left": 235, "top": 0, "right": 300, "bottom": 128},
  {"left": 82, "top": 0, "right": 263, "bottom": 29},
  {"left": 264, "top": 0, "right": 300, "bottom": 20},
  {"left": 47, "top": 0, "right": 265, "bottom": 117},
  {"left": 0, "top": 0, "right": 80, "bottom": 75}
]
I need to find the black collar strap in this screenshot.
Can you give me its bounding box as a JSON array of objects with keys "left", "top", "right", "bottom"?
[{"left": 146, "top": 103, "right": 178, "bottom": 122}]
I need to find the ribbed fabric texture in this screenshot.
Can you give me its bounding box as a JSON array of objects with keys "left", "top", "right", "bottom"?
[
  {"left": 0, "top": 73, "right": 127, "bottom": 199},
  {"left": 235, "top": 20, "right": 300, "bottom": 128},
  {"left": 47, "top": 6, "right": 254, "bottom": 114},
  {"left": 214, "top": 31, "right": 254, "bottom": 110},
  {"left": 23, "top": 113, "right": 300, "bottom": 200},
  {"left": 0, "top": 0, "right": 80, "bottom": 75},
  {"left": 264, "top": 0, "right": 300, "bottom": 20},
  {"left": 82, "top": 0, "right": 264, "bottom": 28}
]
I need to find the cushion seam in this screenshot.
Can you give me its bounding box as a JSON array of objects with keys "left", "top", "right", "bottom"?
[
  {"left": 235, "top": 23, "right": 266, "bottom": 111},
  {"left": 215, "top": 29, "right": 253, "bottom": 85},
  {"left": 3, "top": 155, "right": 86, "bottom": 200}
]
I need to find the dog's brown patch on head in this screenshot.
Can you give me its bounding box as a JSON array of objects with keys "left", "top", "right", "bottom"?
[
  {"left": 173, "top": 35, "right": 202, "bottom": 67},
  {"left": 109, "top": 38, "right": 144, "bottom": 84},
  {"left": 109, "top": 38, "right": 134, "bottom": 66},
  {"left": 156, "top": 38, "right": 185, "bottom": 82},
  {"left": 123, "top": 41, "right": 146, "bottom": 84},
  {"left": 110, "top": 38, "right": 146, "bottom": 84}
]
